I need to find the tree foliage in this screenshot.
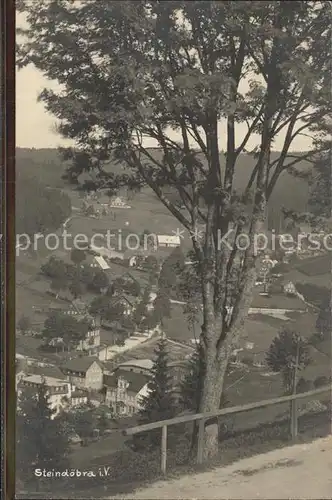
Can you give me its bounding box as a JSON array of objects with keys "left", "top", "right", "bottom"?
[
  {"left": 266, "top": 328, "right": 311, "bottom": 394},
  {"left": 139, "top": 337, "right": 176, "bottom": 421},
  {"left": 18, "top": 0, "right": 331, "bottom": 456},
  {"left": 152, "top": 290, "right": 172, "bottom": 327},
  {"left": 16, "top": 384, "right": 70, "bottom": 486},
  {"left": 42, "top": 312, "right": 91, "bottom": 351},
  {"left": 70, "top": 248, "right": 87, "bottom": 266},
  {"left": 17, "top": 314, "right": 31, "bottom": 334},
  {"left": 134, "top": 337, "right": 176, "bottom": 449}
]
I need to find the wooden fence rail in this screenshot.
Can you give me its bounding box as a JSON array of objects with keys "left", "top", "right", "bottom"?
[{"left": 123, "top": 384, "right": 332, "bottom": 475}]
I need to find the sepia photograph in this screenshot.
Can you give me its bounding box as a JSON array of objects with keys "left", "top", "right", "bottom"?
[{"left": 11, "top": 0, "right": 332, "bottom": 498}]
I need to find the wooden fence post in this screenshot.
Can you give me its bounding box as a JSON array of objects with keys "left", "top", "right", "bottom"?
[
  {"left": 161, "top": 425, "right": 167, "bottom": 475},
  {"left": 196, "top": 418, "right": 205, "bottom": 465},
  {"left": 290, "top": 398, "right": 298, "bottom": 439}
]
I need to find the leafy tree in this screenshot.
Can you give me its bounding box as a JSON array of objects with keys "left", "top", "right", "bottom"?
[
  {"left": 140, "top": 312, "right": 159, "bottom": 332},
  {"left": 266, "top": 328, "right": 311, "bottom": 395},
  {"left": 80, "top": 265, "right": 95, "bottom": 287},
  {"left": 16, "top": 384, "right": 70, "bottom": 487},
  {"left": 142, "top": 255, "right": 159, "bottom": 274},
  {"left": 140, "top": 229, "right": 156, "bottom": 249},
  {"left": 69, "top": 277, "right": 84, "bottom": 300},
  {"left": 67, "top": 406, "right": 96, "bottom": 446},
  {"left": 18, "top": 0, "right": 331, "bottom": 457},
  {"left": 70, "top": 248, "right": 87, "bottom": 266},
  {"left": 159, "top": 248, "right": 185, "bottom": 295},
  {"left": 17, "top": 314, "right": 31, "bottom": 335},
  {"left": 42, "top": 312, "right": 89, "bottom": 351},
  {"left": 309, "top": 151, "right": 332, "bottom": 223},
  {"left": 89, "top": 295, "right": 111, "bottom": 320},
  {"left": 89, "top": 295, "right": 126, "bottom": 324},
  {"left": 152, "top": 290, "right": 171, "bottom": 327},
  {"left": 41, "top": 256, "right": 68, "bottom": 279},
  {"left": 50, "top": 275, "right": 68, "bottom": 299},
  {"left": 96, "top": 405, "right": 114, "bottom": 435},
  {"left": 132, "top": 284, "right": 151, "bottom": 329},
  {"left": 90, "top": 269, "right": 109, "bottom": 293}
]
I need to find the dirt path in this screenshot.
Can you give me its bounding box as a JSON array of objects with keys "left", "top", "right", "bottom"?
[{"left": 115, "top": 437, "right": 332, "bottom": 499}]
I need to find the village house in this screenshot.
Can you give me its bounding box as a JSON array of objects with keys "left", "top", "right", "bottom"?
[
  {"left": 15, "top": 362, "right": 67, "bottom": 390},
  {"left": 17, "top": 374, "right": 72, "bottom": 417},
  {"left": 70, "top": 389, "right": 88, "bottom": 407},
  {"left": 104, "top": 368, "right": 151, "bottom": 416},
  {"left": 61, "top": 357, "right": 104, "bottom": 391},
  {"left": 109, "top": 196, "right": 131, "bottom": 208},
  {"left": 157, "top": 234, "right": 181, "bottom": 248},
  {"left": 111, "top": 295, "right": 136, "bottom": 316}
]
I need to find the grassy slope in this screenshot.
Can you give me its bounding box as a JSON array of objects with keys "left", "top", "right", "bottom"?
[{"left": 16, "top": 148, "right": 310, "bottom": 214}]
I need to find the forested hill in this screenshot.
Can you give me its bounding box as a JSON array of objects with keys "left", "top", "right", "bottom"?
[
  {"left": 16, "top": 147, "right": 310, "bottom": 219},
  {"left": 16, "top": 165, "right": 72, "bottom": 236}
]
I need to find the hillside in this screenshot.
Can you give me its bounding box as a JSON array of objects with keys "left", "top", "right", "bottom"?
[{"left": 16, "top": 148, "right": 310, "bottom": 224}]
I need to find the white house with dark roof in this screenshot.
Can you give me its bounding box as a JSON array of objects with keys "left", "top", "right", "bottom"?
[
  {"left": 104, "top": 368, "right": 151, "bottom": 416},
  {"left": 157, "top": 234, "right": 181, "bottom": 248},
  {"left": 17, "top": 375, "right": 72, "bottom": 417},
  {"left": 62, "top": 356, "right": 104, "bottom": 391}
]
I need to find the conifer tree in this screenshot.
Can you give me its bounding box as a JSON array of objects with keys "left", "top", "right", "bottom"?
[
  {"left": 139, "top": 337, "right": 176, "bottom": 422},
  {"left": 133, "top": 338, "right": 176, "bottom": 450},
  {"left": 16, "top": 384, "right": 70, "bottom": 488}
]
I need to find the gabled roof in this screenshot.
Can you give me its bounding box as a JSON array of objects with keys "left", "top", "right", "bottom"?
[
  {"left": 22, "top": 364, "right": 66, "bottom": 380},
  {"left": 118, "top": 359, "right": 154, "bottom": 371},
  {"left": 104, "top": 369, "right": 150, "bottom": 394},
  {"left": 21, "top": 374, "right": 68, "bottom": 387},
  {"left": 111, "top": 294, "right": 135, "bottom": 307},
  {"left": 62, "top": 356, "right": 102, "bottom": 374}
]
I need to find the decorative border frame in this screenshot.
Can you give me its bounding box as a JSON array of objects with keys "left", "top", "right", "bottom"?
[{"left": 1, "top": 0, "right": 16, "bottom": 498}]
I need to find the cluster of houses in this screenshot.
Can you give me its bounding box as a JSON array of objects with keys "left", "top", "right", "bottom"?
[{"left": 16, "top": 354, "right": 189, "bottom": 419}]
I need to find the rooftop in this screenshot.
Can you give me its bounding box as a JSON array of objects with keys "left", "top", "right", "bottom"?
[
  {"left": 18, "top": 363, "right": 66, "bottom": 380},
  {"left": 21, "top": 374, "right": 68, "bottom": 387},
  {"left": 157, "top": 234, "right": 181, "bottom": 245},
  {"left": 62, "top": 356, "right": 102, "bottom": 373},
  {"left": 104, "top": 369, "right": 150, "bottom": 394},
  {"left": 118, "top": 358, "right": 154, "bottom": 370}
]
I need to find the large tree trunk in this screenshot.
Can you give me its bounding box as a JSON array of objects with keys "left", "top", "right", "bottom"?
[{"left": 199, "top": 351, "right": 229, "bottom": 460}]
